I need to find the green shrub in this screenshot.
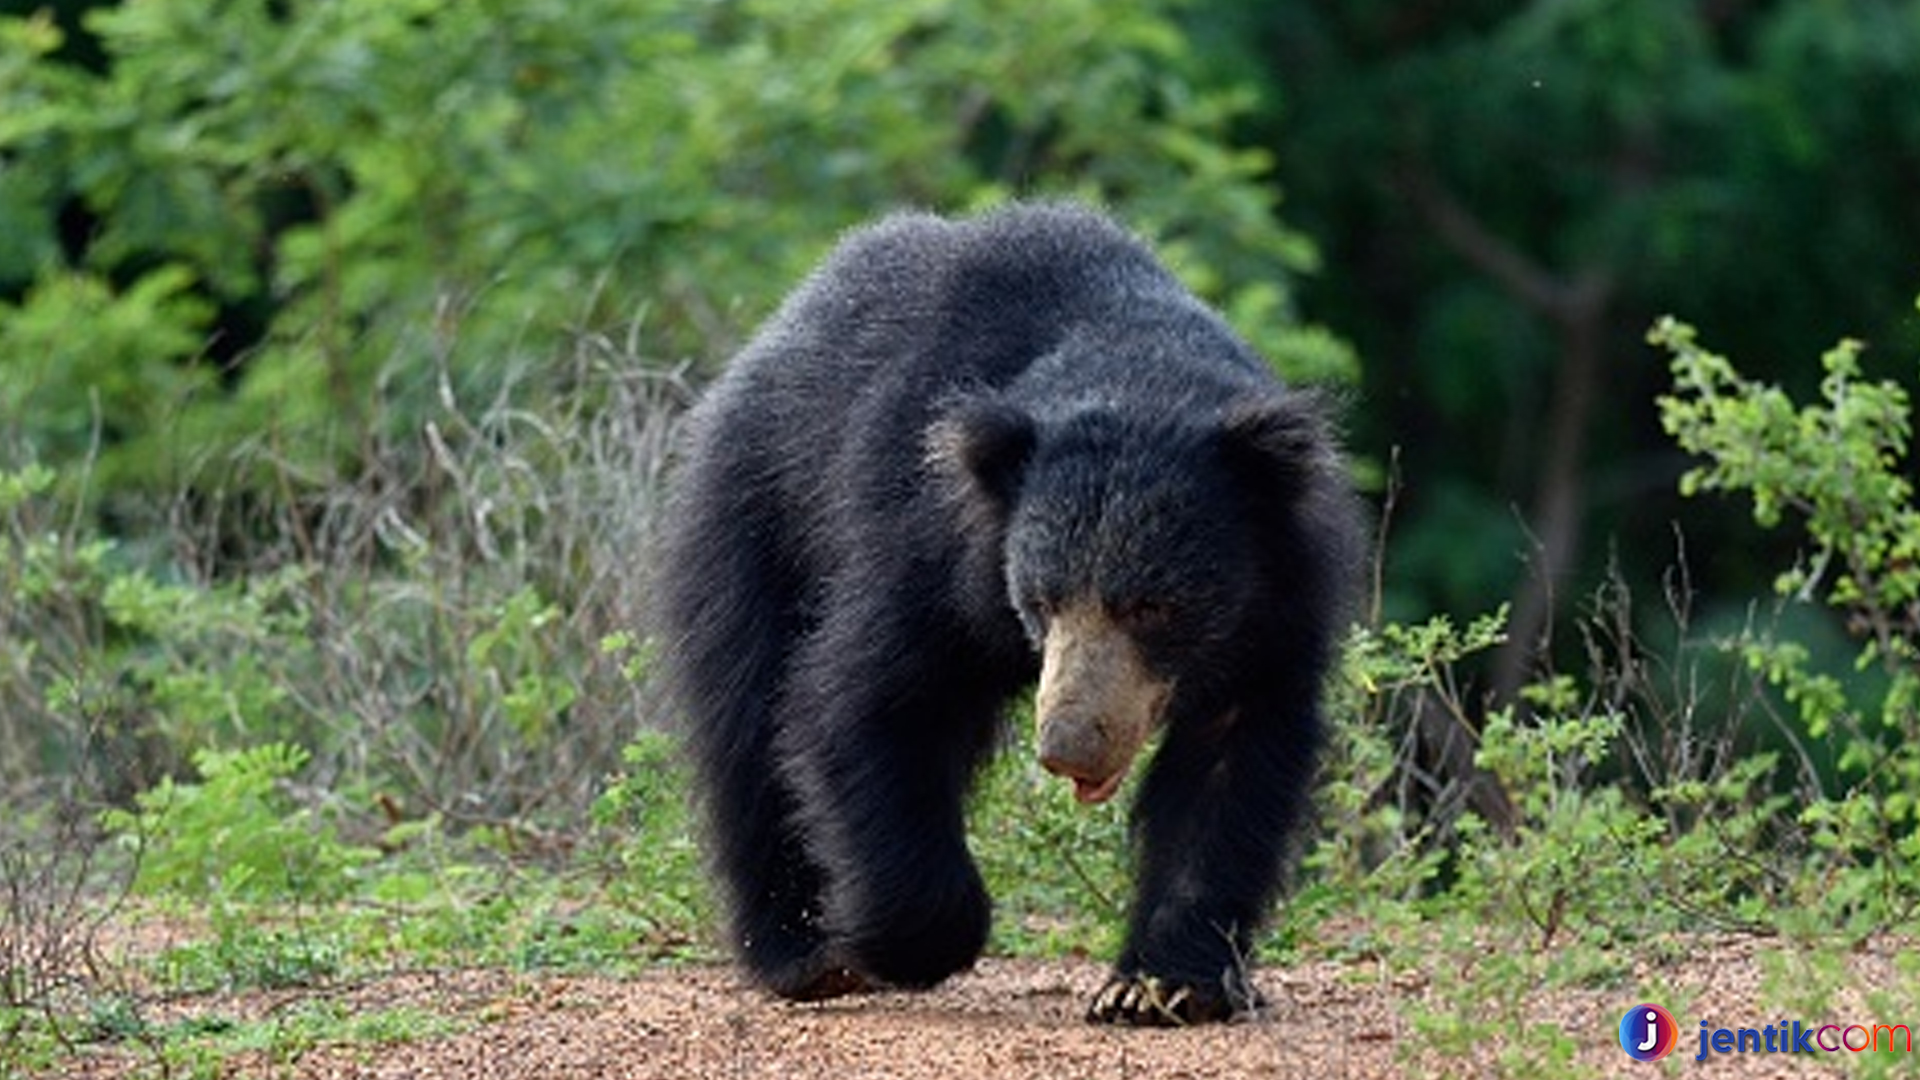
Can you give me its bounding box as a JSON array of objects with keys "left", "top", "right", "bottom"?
[
  {"left": 0, "top": 333, "right": 669, "bottom": 818},
  {"left": 1, "top": 0, "right": 1340, "bottom": 514},
  {"left": 1657, "top": 312, "right": 1920, "bottom": 932},
  {"left": 0, "top": 463, "right": 318, "bottom": 796}
]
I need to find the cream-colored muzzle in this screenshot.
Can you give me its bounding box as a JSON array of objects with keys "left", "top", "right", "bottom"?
[{"left": 1034, "top": 602, "right": 1173, "bottom": 804}]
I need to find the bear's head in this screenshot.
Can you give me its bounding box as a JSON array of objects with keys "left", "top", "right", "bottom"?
[{"left": 928, "top": 392, "right": 1335, "bottom": 803}]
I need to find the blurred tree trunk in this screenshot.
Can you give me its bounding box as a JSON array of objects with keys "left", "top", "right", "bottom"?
[{"left": 1400, "top": 169, "right": 1615, "bottom": 705}]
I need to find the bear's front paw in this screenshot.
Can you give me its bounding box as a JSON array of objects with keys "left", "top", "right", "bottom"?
[
  {"left": 1086, "top": 972, "right": 1260, "bottom": 1027},
  {"left": 780, "top": 964, "right": 873, "bottom": 1002}
]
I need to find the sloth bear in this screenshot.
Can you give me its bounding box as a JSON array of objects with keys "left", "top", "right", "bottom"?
[{"left": 656, "top": 202, "right": 1361, "bottom": 1025}]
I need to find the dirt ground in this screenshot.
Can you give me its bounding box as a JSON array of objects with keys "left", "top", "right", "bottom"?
[{"left": 49, "top": 934, "right": 1904, "bottom": 1080}]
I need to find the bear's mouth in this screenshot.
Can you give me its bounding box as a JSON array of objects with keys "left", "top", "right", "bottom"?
[{"left": 1071, "top": 772, "right": 1127, "bottom": 805}]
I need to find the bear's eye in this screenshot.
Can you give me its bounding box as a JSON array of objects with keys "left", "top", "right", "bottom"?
[
  {"left": 1013, "top": 591, "right": 1057, "bottom": 626},
  {"left": 1114, "top": 599, "right": 1174, "bottom": 632}
]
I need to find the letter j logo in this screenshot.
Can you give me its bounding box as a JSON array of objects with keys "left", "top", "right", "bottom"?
[{"left": 1618, "top": 1003, "right": 1678, "bottom": 1061}]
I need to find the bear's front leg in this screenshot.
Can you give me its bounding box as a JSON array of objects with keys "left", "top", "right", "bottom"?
[
  {"left": 1091, "top": 702, "right": 1317, "bottom": 1026},
  {"left": 778, "top": 706, "right": 995, "bottom": 990},
  {"left": 773, "top": 601, "right": 1007, "bottom": 992}
]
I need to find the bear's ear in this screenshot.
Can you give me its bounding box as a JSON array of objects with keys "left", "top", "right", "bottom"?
[
  {"left": 1218, "top": 392, "right": 1340, "bottom": 499},
  {"left": 926, "top": 397, "right": 1036, "bottom": 508}
]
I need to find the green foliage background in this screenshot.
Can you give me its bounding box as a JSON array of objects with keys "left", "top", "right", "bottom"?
[
  {"left": 3, "top": 2, "right": 1920, "bottom": 1076},
  {"left": 1, "top": 0, "right": 1341, "bottom": 512},
  {"left": 0, "top": 0, "right": 1341, "bottom": 800},
  {"left": 1241, "top": 0, "right": 1920, "bottom": 633}
]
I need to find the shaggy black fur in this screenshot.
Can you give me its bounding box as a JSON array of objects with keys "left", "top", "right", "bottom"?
[{"left": 655, "top": 202, "right": 1363, "bottom": 1024}]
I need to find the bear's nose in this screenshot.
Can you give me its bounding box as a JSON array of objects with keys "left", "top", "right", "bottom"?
[
  {"left": 1036, "top": 713, "right": 1109, "bottom": 781},
  {"left": 1037, "top": 715, "right": 1127, "bottom": 803}
]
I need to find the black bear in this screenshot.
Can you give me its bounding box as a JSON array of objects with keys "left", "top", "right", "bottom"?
[{"left": 656, "top": 202, "right": 1361, "bottom": 1025}]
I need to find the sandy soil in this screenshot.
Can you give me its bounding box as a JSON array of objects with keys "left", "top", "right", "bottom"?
[{"left": 46, "top": 935, "right": 1904, "bottom": 1079}]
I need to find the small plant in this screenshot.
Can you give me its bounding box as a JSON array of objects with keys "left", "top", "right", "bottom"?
[
  {"left": 1312, "top": 607, "right": 1509, "bottom": 903},
  {"left": 586, "top": 731, "right": 711, "bottom": 957},
  {"left": 0, "top": 803, "right": 134, "bottom": 1076},
  {"left": 103, "top": 742, "right": 376, "bottom": 904}
]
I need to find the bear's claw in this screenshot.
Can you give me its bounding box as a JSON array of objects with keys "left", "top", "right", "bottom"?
[
  {"left": 1090, "top": 972, "right": 1267, "bottom": 1022},
  {"left": 1087, "top": 973, "right": 1249, "bottom": 1026}
]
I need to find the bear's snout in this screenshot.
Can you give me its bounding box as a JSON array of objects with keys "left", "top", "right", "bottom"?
[{"left": 1034, "top": 602, "right": 1171, "bottom": 804}]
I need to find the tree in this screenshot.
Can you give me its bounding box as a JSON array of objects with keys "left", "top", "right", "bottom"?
[
  {"left": 1, "top": 0, "right": 1345, "bottom": 515},
  {"left": 1218, "top": 0, "right": 1920, "bottom": 699}
]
